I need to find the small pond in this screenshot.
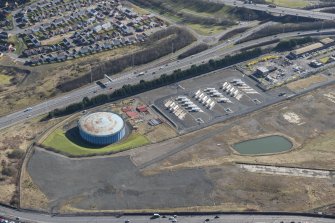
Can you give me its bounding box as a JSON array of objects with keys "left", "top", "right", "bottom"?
[{"left": 233, "top": 135, "right": 293, "bottom": 155}]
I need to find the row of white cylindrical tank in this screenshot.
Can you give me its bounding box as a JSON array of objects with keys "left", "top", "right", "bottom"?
[
  {"left": 164, "top": 99, "right": 187, "bottom": 119},
  {"left": 176, "top": 96, "right": 201, "bottom": 112},
  {"left": 222, "top": 82, "right": 240, "bottom": 97},
  {"left": 193, "top": 90, "right": 216, "bottom": 110}
]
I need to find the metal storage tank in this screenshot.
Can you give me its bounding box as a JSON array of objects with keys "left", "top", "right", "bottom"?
[{"left": 78, "top": 112, "right": 126, "bottom": 145}]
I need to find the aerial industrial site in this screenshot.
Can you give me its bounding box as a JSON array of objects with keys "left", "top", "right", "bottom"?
[{"left": 0, "top": 0, "right": 335, "bottom": 223}]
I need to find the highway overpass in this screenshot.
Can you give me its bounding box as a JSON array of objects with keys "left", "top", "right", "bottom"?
[{"left": 209, "top": 0, "right": 335, "bottom": 21}]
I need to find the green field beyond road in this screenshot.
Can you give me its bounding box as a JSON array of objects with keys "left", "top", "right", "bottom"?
[
  {"left": 42, "top": 129, "right": 149, "bottom": 156},
  {"left": 265, "top": 0, "right": 308, "bottom": 8}
]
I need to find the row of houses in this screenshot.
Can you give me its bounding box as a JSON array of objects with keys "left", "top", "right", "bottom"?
[
  {"left": 23, "top": 31, "right": 145, "bottom": 58},
  {"left": 21, "top": 33, "right": 40, "bottom": 48},
  {"left": 26, "top": 33, "right": 146, "bottom": 65},
  {"left": 22, "top": 38, "right": 71, "bottom": 57},
  {"left": 24, "top": 0, "right": 103, "bottom": 25},
  {"left": 20, "top": 1, "right": 160, "bottom": 42},
  {"left": 9, "top": 0, "right": 164, "bottom": 65},
  {"left": 0, "top": 32, "right": 8, "bottom": 41},
  {"left": 15, "top": 0, "right": 100, "bottom": 27}
]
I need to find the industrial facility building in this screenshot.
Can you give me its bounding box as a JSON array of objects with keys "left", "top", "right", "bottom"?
[
  {"left": 320, "top": 37, "right": 335, "bottom": 46},
  {"left": 78, "top": 112, "right": 126, "bottom": 145},
  {"left": 288, "top": 37, "right": 335, "bottom": 59},
  {"left": 288, "top": 42, "right": 324, "bottom": 59},
  {"left": 255, "top": 66, "right": 277, "bottom": 77}
]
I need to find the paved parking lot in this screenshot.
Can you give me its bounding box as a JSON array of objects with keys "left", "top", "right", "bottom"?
[{"left": 153, "top": 68, "right": 290, "bottom": 132}]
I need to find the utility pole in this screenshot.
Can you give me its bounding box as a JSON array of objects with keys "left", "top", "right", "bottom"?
[
  {"left": 90, "top": 64, "right": 92, "bottom": 83},
  {"left": 171, "top": 42, "right": 174, "bottom": 61}
]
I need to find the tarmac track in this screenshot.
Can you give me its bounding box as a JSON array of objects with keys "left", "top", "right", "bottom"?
[{"left": 27, "top": 148, "right": 214, "bottom": 212}]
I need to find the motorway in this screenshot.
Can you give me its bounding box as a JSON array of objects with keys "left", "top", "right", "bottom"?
[
  {"left": 209, "top": 0, "right": 335, "bottom": 21},
  {"left": 1, "top": 205, "right": 335, "bottom": 223},
  {"left": 1, "top": 27, "right": 335, "bottom": 130}
]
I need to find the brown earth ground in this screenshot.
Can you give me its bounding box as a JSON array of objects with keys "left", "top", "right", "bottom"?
[
  {"left": 287, "top": 74, "right": 328, "bottom": 91},
  {"left": 20, "top": 169, "right": 48, "bottom": 210},
  {"left": 0, "top": 115, "right": 66, "bottom": 206}
]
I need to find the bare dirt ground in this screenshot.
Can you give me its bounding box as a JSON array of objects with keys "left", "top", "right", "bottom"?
[
  {"left": 24, "top": 84, "right": 335, "bottom": 213},
  {"left": 20, "top": 169, "right": 48, "bottom": 211},
  {"left": 145, "top": 123, "right": 178, "bottom": 143},
  {"left": 287, "top": 74, "right": 328, "bottom": 92},
  {"left": 0, "top": 184, "right": 15, "bottom": 205}
]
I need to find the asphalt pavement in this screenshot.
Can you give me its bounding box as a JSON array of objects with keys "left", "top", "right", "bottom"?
[{"left": 1, "top": 204, "right": 335, "bottom": 223}]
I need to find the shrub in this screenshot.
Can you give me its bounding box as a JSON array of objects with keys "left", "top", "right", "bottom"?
[
  {"left": 2, "top": 166, "right": 17, "bottom": 177},
  {"left": 7, "top": 149, "right": 25, "bottom": 159}
]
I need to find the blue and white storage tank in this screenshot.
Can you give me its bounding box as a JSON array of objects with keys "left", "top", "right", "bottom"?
[{"left": 78, "top": 112, "right": 126, "bottom": 145}]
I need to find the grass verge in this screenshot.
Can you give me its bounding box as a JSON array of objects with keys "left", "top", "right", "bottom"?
[
  {"left": 186, "top": 23, "right": 225, "bottom": 36},
  {"left": 42, "top": 129, "right": 150, "bottom": 156},
  {"left": 8, "top": 35, "right": 27, "bottom": 55},
  {"left": 265, "top": 0, "right": 308, "bottom": 8},
  {"left": 0, "top": 74, "right": 11, "bottom": 85}
]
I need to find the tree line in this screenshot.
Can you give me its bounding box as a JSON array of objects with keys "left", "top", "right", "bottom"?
[
  {"left": 178, "top": 43, "right": 209, "bottom": 59},
  {"left": 46, "top": 48, "right": 262, "bottom": 119},
  {"left": 274, "top": 37, "right": 316, "bottom": 52}
]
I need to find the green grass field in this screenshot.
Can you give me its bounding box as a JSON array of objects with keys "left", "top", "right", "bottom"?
[
  {"left": 319, "top": 57, "right": 330, "bottom": 64},
  {"left": 0, "top": 74, "right": 11, "bottom": 85},
  {"left": 186, "top": 23, "right": 225, "bottom": 36},
  {"left": 265, "top": 0, "right": 308, "bottom": 8},
  {"left": 42, "top": 129, "right": 150, "bottom": 156}
]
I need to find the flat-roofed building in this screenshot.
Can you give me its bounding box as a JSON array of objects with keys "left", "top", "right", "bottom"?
[
  {"left": 289, "top": 42, "right": 324, "bottom": 59},
  {"left": 320, "top": 37, "right": 335, "bottom": 46}
]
